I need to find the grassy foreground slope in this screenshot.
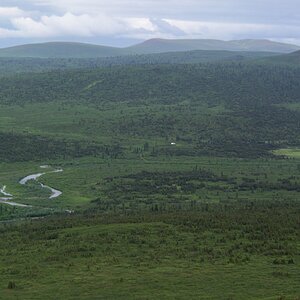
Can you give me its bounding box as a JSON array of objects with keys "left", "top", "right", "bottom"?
[{"left": 1, "top": 202, "right": 299, "bottom": 299}]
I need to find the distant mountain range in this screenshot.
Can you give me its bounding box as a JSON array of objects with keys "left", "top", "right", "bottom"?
[
  {"left": 0, "top": 38, "right": 299, "bottom": 58},
  {"left": 128, "top": 38, "right": 300, "bottom": 54}
]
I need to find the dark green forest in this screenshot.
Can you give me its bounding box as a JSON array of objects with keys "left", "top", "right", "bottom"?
[{"left": 0, "top": 50, "right": 278, "bottom": 74}]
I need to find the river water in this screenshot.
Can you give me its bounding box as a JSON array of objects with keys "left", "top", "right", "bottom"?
[{"left": 0, "top": 166, "right": 63, "bottom": 207}]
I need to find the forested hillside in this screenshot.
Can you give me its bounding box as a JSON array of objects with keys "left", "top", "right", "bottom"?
[
  {"left": 0, "top": 50, "right": 278, "bottom": 75},
  {"left": 1, "top": 63, "right": 299, "bottom": 106},
  {"left": 259, "top": 50, "right": 300, "bottom": 65},
  {"left": 0, "top": 63, "right": 299, "bottom": 159}
]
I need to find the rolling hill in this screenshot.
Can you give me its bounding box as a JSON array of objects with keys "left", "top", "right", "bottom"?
[
  {"left": 260, "top": 50, "right": 300, "bottom": 65},
  {"left": 128, "top": 38, "right": 300, "bottom": 54},
  {"left": 0, "top": 42, "right": 125, "bottom": 58},
  {"left": 0, "top": 39, "right": 299, "bottom": 58}
]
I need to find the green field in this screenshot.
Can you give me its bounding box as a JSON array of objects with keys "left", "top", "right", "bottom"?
[{"left": 273, "top": 148, "right": 300, "bottom": 158}]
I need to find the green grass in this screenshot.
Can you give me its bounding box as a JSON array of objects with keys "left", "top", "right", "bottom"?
[
  {"left": 277, "top": 103, "right": 300, "bottom": 113},
  {"left": 0, "top": 208, "right": 299, "bottom": 300},
  {"left": 273, "top": 148, "right": 300, "bottom": 158}
]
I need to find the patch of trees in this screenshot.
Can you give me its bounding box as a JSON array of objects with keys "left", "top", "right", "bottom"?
[{"left": 0, "top": 132, "right": 123, "bottom": 162}]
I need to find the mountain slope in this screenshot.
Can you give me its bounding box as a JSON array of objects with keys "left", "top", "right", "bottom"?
[
  {"left": 128, "top": 38, "right": 300, "bottom": 54},
  {"left": 0, "top": 42, "right": 125, "bottom": 58},
  {"left": 230, "top": 39, "right": 300, "bottom": 53},
  {"left": 260, "top": 50, "right": 300, "bottom": 65}
]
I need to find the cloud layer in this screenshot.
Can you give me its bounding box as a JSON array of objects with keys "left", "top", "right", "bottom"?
[{"left": 1, "top": 0, "right": 300, "bottom": 46}]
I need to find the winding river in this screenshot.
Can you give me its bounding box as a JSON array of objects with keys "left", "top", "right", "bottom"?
[
  {"left": 0, "top": 185, "right": 31, "bottom": 207},
  {"left": 19, "top": 167, "right": 63, "bottom": 199},
  {"left": 0, "top": 186, "right": 12, "bottom": 197},
  {"left": 0, "top": 166, "right": 63, "bottom": 207}
]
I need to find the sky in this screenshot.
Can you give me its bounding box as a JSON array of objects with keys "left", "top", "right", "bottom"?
[{"left": 0, "top": 0, "right": 300, "bottom": 48}]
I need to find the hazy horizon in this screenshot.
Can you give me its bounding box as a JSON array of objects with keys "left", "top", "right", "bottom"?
[{"left": 1, "top": 0, "right": 300, "bottom": 48}]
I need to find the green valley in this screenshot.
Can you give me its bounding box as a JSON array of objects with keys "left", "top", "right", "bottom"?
[{"left": 0, "top": 49, "right": 299, "bottom": 299}]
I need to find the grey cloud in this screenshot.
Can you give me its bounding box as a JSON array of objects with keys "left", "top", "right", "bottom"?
[
  {"left": 149, "top": 19, "right": 186, "bottom": 36},
  {"left": 0, "top": 0, "right": 300, "bottom": 46}
]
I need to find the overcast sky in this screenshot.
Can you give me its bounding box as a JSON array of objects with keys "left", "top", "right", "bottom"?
[{"left": 0, "top": 0, "right": 300, "bottom": 47}]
